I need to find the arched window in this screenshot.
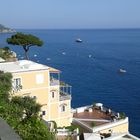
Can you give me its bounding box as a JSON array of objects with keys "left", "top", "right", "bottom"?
[
  {"left": 50, "top": 90, "right": 58, "bottom": 98},
  {"left": 60, "top": 104, "right": 67, "bottom": 112},
  {"left": 62, "top": 105, "right": 65, "bottom": 112},
  {"left": 52, "top": 91, "right": 55, "bottom": 98}
]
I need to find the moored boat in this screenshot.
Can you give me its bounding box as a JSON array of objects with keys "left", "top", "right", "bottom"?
[
  {"left": 119, "top": 69, "right": 126, "bottom": 73},
  {"left": 75, "top": 38, "right": 82, "bottom": 43}
]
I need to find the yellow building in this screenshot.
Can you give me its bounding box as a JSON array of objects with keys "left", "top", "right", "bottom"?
[{"left": 0, "top": 60, "right": 72, "bottom": 127}]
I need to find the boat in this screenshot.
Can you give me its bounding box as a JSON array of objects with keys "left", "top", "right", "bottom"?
[
  {"left": 62, "top": 52, "right": 66, "bottom": 55},
  {"left": 34, "top": 54, "right": 37, "bottom": 57},
  {"left": 119, "top": 69, "right": 126, "bottom": 73},
  {"left": 46, "top": 58, "right": 51, "bottom": 61},
  {"left": 75, "top": 38, "right": 82, "bottom": 43},
  {"left": 88, "top": 54, "right": 92, "bottom": 58}
]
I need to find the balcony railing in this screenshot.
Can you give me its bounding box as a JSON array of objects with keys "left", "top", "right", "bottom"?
[
  {"left": 50, "top": 78, "right": 59, "bottom": 86},
  {"left": 12, "top": 84, "right": 22, "bottom": 92},
  {"left": 60, "top": 91, "right": 71, "bottom": 101},
  {"left": 59, "top": 84, "right": 72, "bottom": 101},
  {"left": 50, "top": 76, "right": 72, "bottom": 101}
]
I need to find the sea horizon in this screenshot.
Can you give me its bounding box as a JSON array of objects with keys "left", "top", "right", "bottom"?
[{"left": 14, "top": 28, "right": 140, "bottom": 30}]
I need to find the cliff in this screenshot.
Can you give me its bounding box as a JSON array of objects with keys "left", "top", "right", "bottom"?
[
  {"left": 0, "top": 24, "right": 16, "bottom": 33},
  {"left": 0, "top": 47, "right": 17, "bottom": 62}
]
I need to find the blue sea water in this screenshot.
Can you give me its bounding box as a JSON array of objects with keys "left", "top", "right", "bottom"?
[{"left": 0, "top": 29, "right": 140, "bottom": 137}]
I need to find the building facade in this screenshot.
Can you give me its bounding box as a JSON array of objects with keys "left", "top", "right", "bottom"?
[{"left": 0, "top": 60, "right": 72, "bottom": 127}]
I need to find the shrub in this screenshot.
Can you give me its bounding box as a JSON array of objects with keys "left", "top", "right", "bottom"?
[
  {"left": 0, "top": 71, "right": 55, "bottom": 140},
  {"left": 91, "top": 122, "right": 96, "bottom": 127},
  {"left": 119, "top": 112, "right": 126, "bottom": 119}
]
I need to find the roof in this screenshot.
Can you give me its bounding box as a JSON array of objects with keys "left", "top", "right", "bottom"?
[
  {"left": 83, "top": 133, "right": 101, "bottom": 140},
  {"left": 0, "top": 60, "right": 57, "bottom": 73},
  {"left": 83, "top": 133, "right": 140, "bottom": 140},
  {"left": 73, "top": 106, "right": 113, "bottom": 128},
  {"left": 48, "top": 67, "right": 60, "bottom": 73},
  {"left": 0, "top": 117, "right": 21, "bottom": 140},
  {"left": 105, "top": 133, "right": 140, "bottom": 140},
  {"left": 72, "top": 105, "right": 128, "bottom": 133}
]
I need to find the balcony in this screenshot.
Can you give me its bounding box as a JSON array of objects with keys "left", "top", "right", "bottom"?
[
  {"left": 59, "top": 82, "right": 72, "bottom": 101},
  {"left": 50, "top": 72, "right": 72, "bottom": 101},
  {"left": 50, "top": 69, "right": 60, "bottom": 86},
  {"left": 60, "top": 92, "right": 71, "bottom": 101},
  {"left": 50, "top": 78, "right": 59, "bottom": 86},
  {"left": 12, "top": 84, "right": 22, "bottom": 93}
]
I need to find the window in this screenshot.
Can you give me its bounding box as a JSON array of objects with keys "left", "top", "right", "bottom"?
[
  {"left": 51, "top": 90, "right": 57, "bottom": 99},
  {"left": 33, "top": 96, "right": 37, "bottom": 99},
  {"left": 36, "top": 74, "right": 44, "bottom": 84},
  {"left": 61, "top": 105, "right": 66, "bottom": 112},
  {"left": 52, "top": 92, "right": 55, "bottom": 98},
  {"left": 42, "top": 111, "right": 46, "bottom": 115},
  {"left": 14, "top": 78, "right": 21, "bottom": 86},
  {"left": 13, "top": 78, "right": 21, "bottom": 89},
  {"left": 60, "top": 104, "right": 67, "bottom": 112}
]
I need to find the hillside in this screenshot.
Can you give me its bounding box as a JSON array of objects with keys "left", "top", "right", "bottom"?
[
  {"left": 0, "top": 47, "right": 17, "bottom": 62},
  {"left": 0, "top": 24, "right": 16, "bottom": 33}
]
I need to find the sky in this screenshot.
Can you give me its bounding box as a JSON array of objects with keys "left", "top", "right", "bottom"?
[{"left": 0, "top": 0, "right": 140, "bottom": 29}]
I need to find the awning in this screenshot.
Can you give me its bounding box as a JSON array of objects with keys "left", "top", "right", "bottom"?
[{"left": 48, "top": 67, "right": 61, "bottom": 73}]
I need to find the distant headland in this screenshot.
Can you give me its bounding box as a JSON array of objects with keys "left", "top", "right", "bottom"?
[{"left": 0, "top": 24, "right": 16, "bottom": 33}]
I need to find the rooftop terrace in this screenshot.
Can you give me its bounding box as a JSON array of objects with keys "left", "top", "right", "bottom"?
[
  {"left": 83, "top": 133, "right": 140, "bottom": 140},
  {"left": 72, "top": 104, "right": 125, "bottom": 133},
  {"left": 0, "top": 60, "right": 60, "bottom": 73},
  {"left": 0, "top": 60, "right": 48, "bottom": 72}
]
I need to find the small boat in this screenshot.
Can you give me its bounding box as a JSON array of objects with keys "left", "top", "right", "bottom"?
[
  {"left": 46, "top": 58, "right": 51, "bottom": 61},
  {"left": 88, "top": 54, "right": 92, "bottom": 58},
  {"left": 119, "top": 69, "right": 126, "bottom": 73},
  {"left": 75, "top": 38, "right": 82, "bottom": 43},
  {"left": 62, "top": 52, "right": 66, "bottom": 55}
]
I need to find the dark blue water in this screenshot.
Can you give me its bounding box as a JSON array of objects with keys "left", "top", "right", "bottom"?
[{"left": 0, "top": 29, "right": 140, "bottom": 137}]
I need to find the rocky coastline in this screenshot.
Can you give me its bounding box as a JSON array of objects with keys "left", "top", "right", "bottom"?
[{"left": 0, "top": 24, "right": 16, "bottom": 33}]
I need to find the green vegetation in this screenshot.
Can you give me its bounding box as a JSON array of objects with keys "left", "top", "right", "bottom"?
[
  {"left": 11, "top": 96, "right": 41, "bottom": 119},
  {"left": 57, "top": 124, "right": 79, "bottom": 132},
  {"left": 65, "top": 124, "right": 79, "bottom": 132},
  {"left": 7, "top": 32, "right": 43, "bottom": 60},
  {"left": 91, "top": 122, "right": 96, "bottom": 127},
  {"left": 0, "top": 47, "right": 16, "bottom": 61},
  {"left": 60, "top": 81, "right": 69, "bottom": 86},
  {"left": 119, "top": 112, "right": 126, "bottom": 119},
  {"left": 0, "top": 71, "right": 55, "bottom": 140},
  {"left": 92, "top": 102, "right": 96, "bottom": 107},
  {"left": 50, "top": 121, "right": 57, "bottom": 132},
  {"left": 0, "top": 71, "right": 12, "bottom": 100}
]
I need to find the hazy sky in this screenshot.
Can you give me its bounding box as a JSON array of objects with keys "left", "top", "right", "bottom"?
[{"left": 1, "top": 0, "right": 140, "bottom": 29}]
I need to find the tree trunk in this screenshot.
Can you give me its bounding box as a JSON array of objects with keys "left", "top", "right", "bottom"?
[
  {"left": 25, "top": 50, "right": 29, "bottom": 60},
  {"left": 23, "top": 46, "right": 29, "bottom": 60}
]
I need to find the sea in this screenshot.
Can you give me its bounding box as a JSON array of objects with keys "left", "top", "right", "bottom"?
[{"left": 0, "top": 29, "right": 140, "bottom": 137}]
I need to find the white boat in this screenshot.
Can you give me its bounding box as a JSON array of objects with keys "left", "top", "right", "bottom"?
[
  {"left": 75, "top": 38, "right": 82, "bottom": 43},
  {"left": 62, "top": 52, "right": 66, "bottom": 55},
  {"left": 46, "top": 58, "right": 51, "bottom": 61},
  {"left": 88, "top": 54, "right": 92, "bottom": 58},
  {"left": 119, "top": 69, "right": 126, "bottom": 73}
]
